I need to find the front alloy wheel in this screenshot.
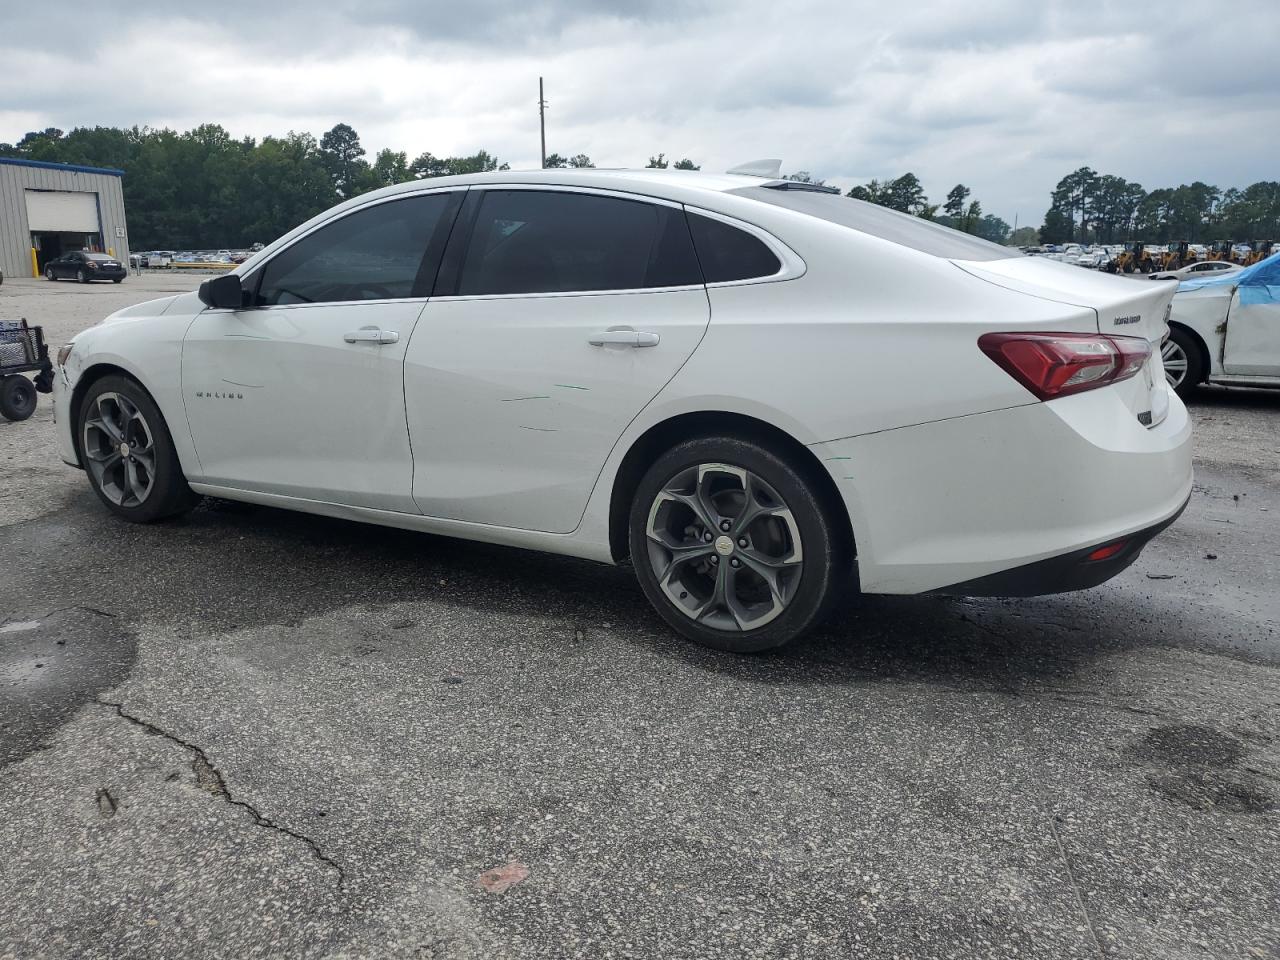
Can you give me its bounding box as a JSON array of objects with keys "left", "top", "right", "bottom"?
[
  {"left": 82, "top": 392, "right": 157, "bottom": 507},
  {"left": 77, "top": 374, "right": 200, "bottom": 522},
  {"left": 629, "top": 436, "right": 846, "bottom": 653}
]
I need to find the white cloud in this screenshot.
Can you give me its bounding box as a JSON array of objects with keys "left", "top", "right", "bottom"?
[{"left": 2, "top": 0, "right": 1277, "bottom": 224}]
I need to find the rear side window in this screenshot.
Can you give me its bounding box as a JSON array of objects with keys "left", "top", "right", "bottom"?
[
  {"left": 732, "top": 185, "right": 1019, "bottom": 262},
  {"left": 255, "top": 193, "right": 452, "bottom": 305},
  {"left": 455, "top": 190, "right": 701, "bottom": 296},
  {"left": 687, "top": 213, "right": 782, "bottom": 282}
]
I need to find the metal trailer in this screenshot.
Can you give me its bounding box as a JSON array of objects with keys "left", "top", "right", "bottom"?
[{"left": 0, "top": 320, "right": 54, "bottom": 421}]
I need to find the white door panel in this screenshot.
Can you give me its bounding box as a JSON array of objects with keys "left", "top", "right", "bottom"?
[
  {"left": 405, "top": 289, "right": 709, "bottom": 532},
  {"left": 1224, "top": 289, "right": 1280, "bottom": 376},
  {"left": 182, "top": 302, "right": 425, "bottom": 511}
]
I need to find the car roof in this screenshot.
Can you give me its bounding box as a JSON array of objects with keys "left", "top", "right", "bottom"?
[{"left": 374, "top": 167, "right": 779, "bottom": 200}]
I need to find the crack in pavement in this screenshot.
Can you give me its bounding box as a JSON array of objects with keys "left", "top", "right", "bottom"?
[
  {"left": 97, "top": 699, "right": 346, "bottom": 890},
  {"left": 1049, "top": 818, "right": 1105, "bottom": 960}
]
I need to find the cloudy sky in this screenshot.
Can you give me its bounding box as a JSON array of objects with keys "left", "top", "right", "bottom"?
[{"left": 2, "top": 0, "right": 1277, "bottom": 225}]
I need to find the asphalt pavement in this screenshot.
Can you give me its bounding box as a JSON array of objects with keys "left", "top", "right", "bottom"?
[{"left": 1, "top": 276, "right": 1277, "bottom": 959}]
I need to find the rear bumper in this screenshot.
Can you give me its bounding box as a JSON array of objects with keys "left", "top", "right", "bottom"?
[
  {"left": 931, "top": 492, "right": 1188, "bottom": 596},
  {"left": 813, "top": 382, "right": 1193, "bottom": 595}
]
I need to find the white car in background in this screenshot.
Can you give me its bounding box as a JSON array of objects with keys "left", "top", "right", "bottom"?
[
  {"left": 52, "top": 167, "right": 1190, "bottom": 652},
  {"left": 1163, "top": 252, "right": 1280, "bottom": 397},
  {"left": 1150, "top": 260, "right": 1243, "bottom": 282}
]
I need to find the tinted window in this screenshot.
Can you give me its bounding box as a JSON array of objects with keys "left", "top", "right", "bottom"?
[
  {"left": 733, "top": 185, "right": 1019, "bottom": 262},
  {"left": 687, "top": 213, "right": 782, "bottom": 282},
  {"left": 256, "top": 194, "right": 450, "bottom": 306},
  {"left": 456, "top": 191, "right": 701, "bottom": 296}
]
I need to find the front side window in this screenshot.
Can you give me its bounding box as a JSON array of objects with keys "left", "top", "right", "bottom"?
[
  {"left": 455, "top": 190, "right": 701, "bottom": 296},
  {"left": 255, "top": 193, "right": 452, "bottom": 306}
]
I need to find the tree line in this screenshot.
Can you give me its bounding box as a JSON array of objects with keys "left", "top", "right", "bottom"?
[
  {"left": 1040, "top": 167, "right": 1280, "bottom": 245},
  {"left": 0, "top": 124, "right": 618, "bottom": 249},
  {"left": 6, "top": 124, "right": 1273, "bottom": 250}
]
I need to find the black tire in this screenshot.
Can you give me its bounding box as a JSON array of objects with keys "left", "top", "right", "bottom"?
[
  {"left": 1165, "top": 326, "right": 1205, "bottom": 401},
  {"left": 77, "top": 269, "right": 88, "bottom": 283},
  {"left": 628, "top": 435, "right": 847, "bottom": 653},
  {"left": 0, "top": 376, "right": 37, "bottom": 422},
  {"left": 45, "top": 267, "right": 55, "bottom": 281},
  {"left": 76, "top": 374, "right": 200, "bottom": 522},
  {"left": 112, "top": 277, "right": 123, "bottom": 284}
]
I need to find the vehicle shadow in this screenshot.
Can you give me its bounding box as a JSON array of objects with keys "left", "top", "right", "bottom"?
[{"left": 8, "top": 495, "right": 1178, "bottom": 701}]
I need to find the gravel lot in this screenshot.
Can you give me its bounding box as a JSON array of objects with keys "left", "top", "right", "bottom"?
[{"left": 1, "top": 275, "right": 1277, "bottom": 960}]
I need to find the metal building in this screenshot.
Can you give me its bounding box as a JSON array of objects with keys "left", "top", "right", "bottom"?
[{"left": 0, "top": 157, "right": 130, "bottom": 278}]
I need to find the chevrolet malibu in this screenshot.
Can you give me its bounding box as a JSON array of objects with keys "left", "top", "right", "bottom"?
[{"left": 53, "top": 167, "right": 1192, "bottom": 652}]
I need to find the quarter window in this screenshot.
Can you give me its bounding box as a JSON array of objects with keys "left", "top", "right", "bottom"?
[
  {"left": 255, "top": 194, "right": 452, "bottom": 306},
  {"left": 686, "top": 213, "right": 782, "bottom": 283},
  {"left": 455, "top": 190, "right": 702, "bottom": 296}
]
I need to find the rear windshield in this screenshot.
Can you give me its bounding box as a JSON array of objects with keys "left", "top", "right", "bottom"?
[
  {"left": 85, "top": 253, "right": 115, "bottom": 261},
  {"left": 731, "top": 186, "right": 1020, "bottom": 262}
]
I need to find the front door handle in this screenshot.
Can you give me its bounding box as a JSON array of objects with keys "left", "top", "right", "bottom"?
[
  {"left": 589, "top": 329, "right": 660, "bottom": 347},
  {"left": 344, "top": 326, "right": 399, "bottom": 344}
]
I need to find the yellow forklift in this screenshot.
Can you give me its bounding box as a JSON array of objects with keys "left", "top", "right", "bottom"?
[
  {"left": 1158, "top": 241, "right": 1197, "bottom": 271},
  {"left": 1106, "top": 241, "right": 1157, "bottom": 274},
  {"left": 1204, "top": 240, "right": 1236, "bottom": 263},
  {"left": 1241, "top": 241, "right": 1274, "bottom": 267}
]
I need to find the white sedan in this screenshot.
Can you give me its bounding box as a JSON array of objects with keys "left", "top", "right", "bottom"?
[
  {"left": 1163, "top": 252, "right": 1280, "bottom": 397},
  {"left": 1149, "top": 260, "right": 1242, "bottom": 282},
  {"left": 53, "top": 167, "right": 1191, "bottom": 652}
]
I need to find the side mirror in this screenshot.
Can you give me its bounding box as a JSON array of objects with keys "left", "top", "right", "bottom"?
[{"left": 198, "top": 273, "right": 244, "bottom": 309}]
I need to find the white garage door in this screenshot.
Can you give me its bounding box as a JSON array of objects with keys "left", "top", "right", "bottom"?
[{"left": 25, "top": 190, "right": 100, "bottom": 232}]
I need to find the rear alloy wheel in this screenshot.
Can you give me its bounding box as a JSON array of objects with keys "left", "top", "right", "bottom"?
[
  {"left": 1162, "top": 326, "right": 1203, "bottom": 400},
  {"left": 78, "top": 375, "right": 200, "bottom": 522},
  {"left": 629, "top": 437, "right": 845, "bottom": 653},
  {"left": 77, "top": 269, "right": 88, "bottom": 283},
  {"left": 45, "top": 267, "right": 55, "bottom": 281}
]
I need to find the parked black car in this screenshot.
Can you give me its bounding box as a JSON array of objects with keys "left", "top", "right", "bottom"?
[{"left": 44, "top": 252, "right": 126, "bottom": 284}]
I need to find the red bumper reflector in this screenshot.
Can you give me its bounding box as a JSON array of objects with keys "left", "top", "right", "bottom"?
[{"left": 1086, "top": 541, "right": 1128, "bottom": 562}]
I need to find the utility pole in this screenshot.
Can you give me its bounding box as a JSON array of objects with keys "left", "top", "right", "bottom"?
[{"left": 538, "top": 77, "right": 547, "bottom": 169}]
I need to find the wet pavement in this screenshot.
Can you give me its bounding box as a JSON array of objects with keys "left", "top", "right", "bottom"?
[{"left": 0, "top": 277, "right": 1277, "bottom": 959}]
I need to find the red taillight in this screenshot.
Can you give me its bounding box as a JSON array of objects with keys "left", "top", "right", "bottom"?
[{"left": 978, "top": 332, "right": 1152, "bottom": 401}]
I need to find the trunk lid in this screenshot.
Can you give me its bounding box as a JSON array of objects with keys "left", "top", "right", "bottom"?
[{"left": 954, "top": 257, "right": 1175, "bottom": 426}]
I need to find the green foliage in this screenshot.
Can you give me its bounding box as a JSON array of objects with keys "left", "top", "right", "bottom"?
[
  {"left": 1039, "top": 169, "right": 1276, "bottom": 244},
  {"left": 318, "top": 123, "right": 367, "bottom": 200},
  {"left": 943, "top": 184, "right": 970, "bottom": 220},
  {"left": 1009, "top": 226, "right": 1039, "bottom": 246},
  {"left": 0, "top": 123, "right": 521, "bottom": 248},
  {"left": 410, "top": 150, "right": 508, "bottom": 178},
  {"left": 846, "top": 173, "right": 929, "bottom": 216},
  {"left": 646, "top": 154, "right": 699, "bottom": 170}
]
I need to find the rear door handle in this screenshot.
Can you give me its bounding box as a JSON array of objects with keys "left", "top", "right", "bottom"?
[
  {"left": 589, "top": 329, "right": 660, "bottom": 347},
  {"left": 344, "top": 327, "right": 399, "bottom": 344}
]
